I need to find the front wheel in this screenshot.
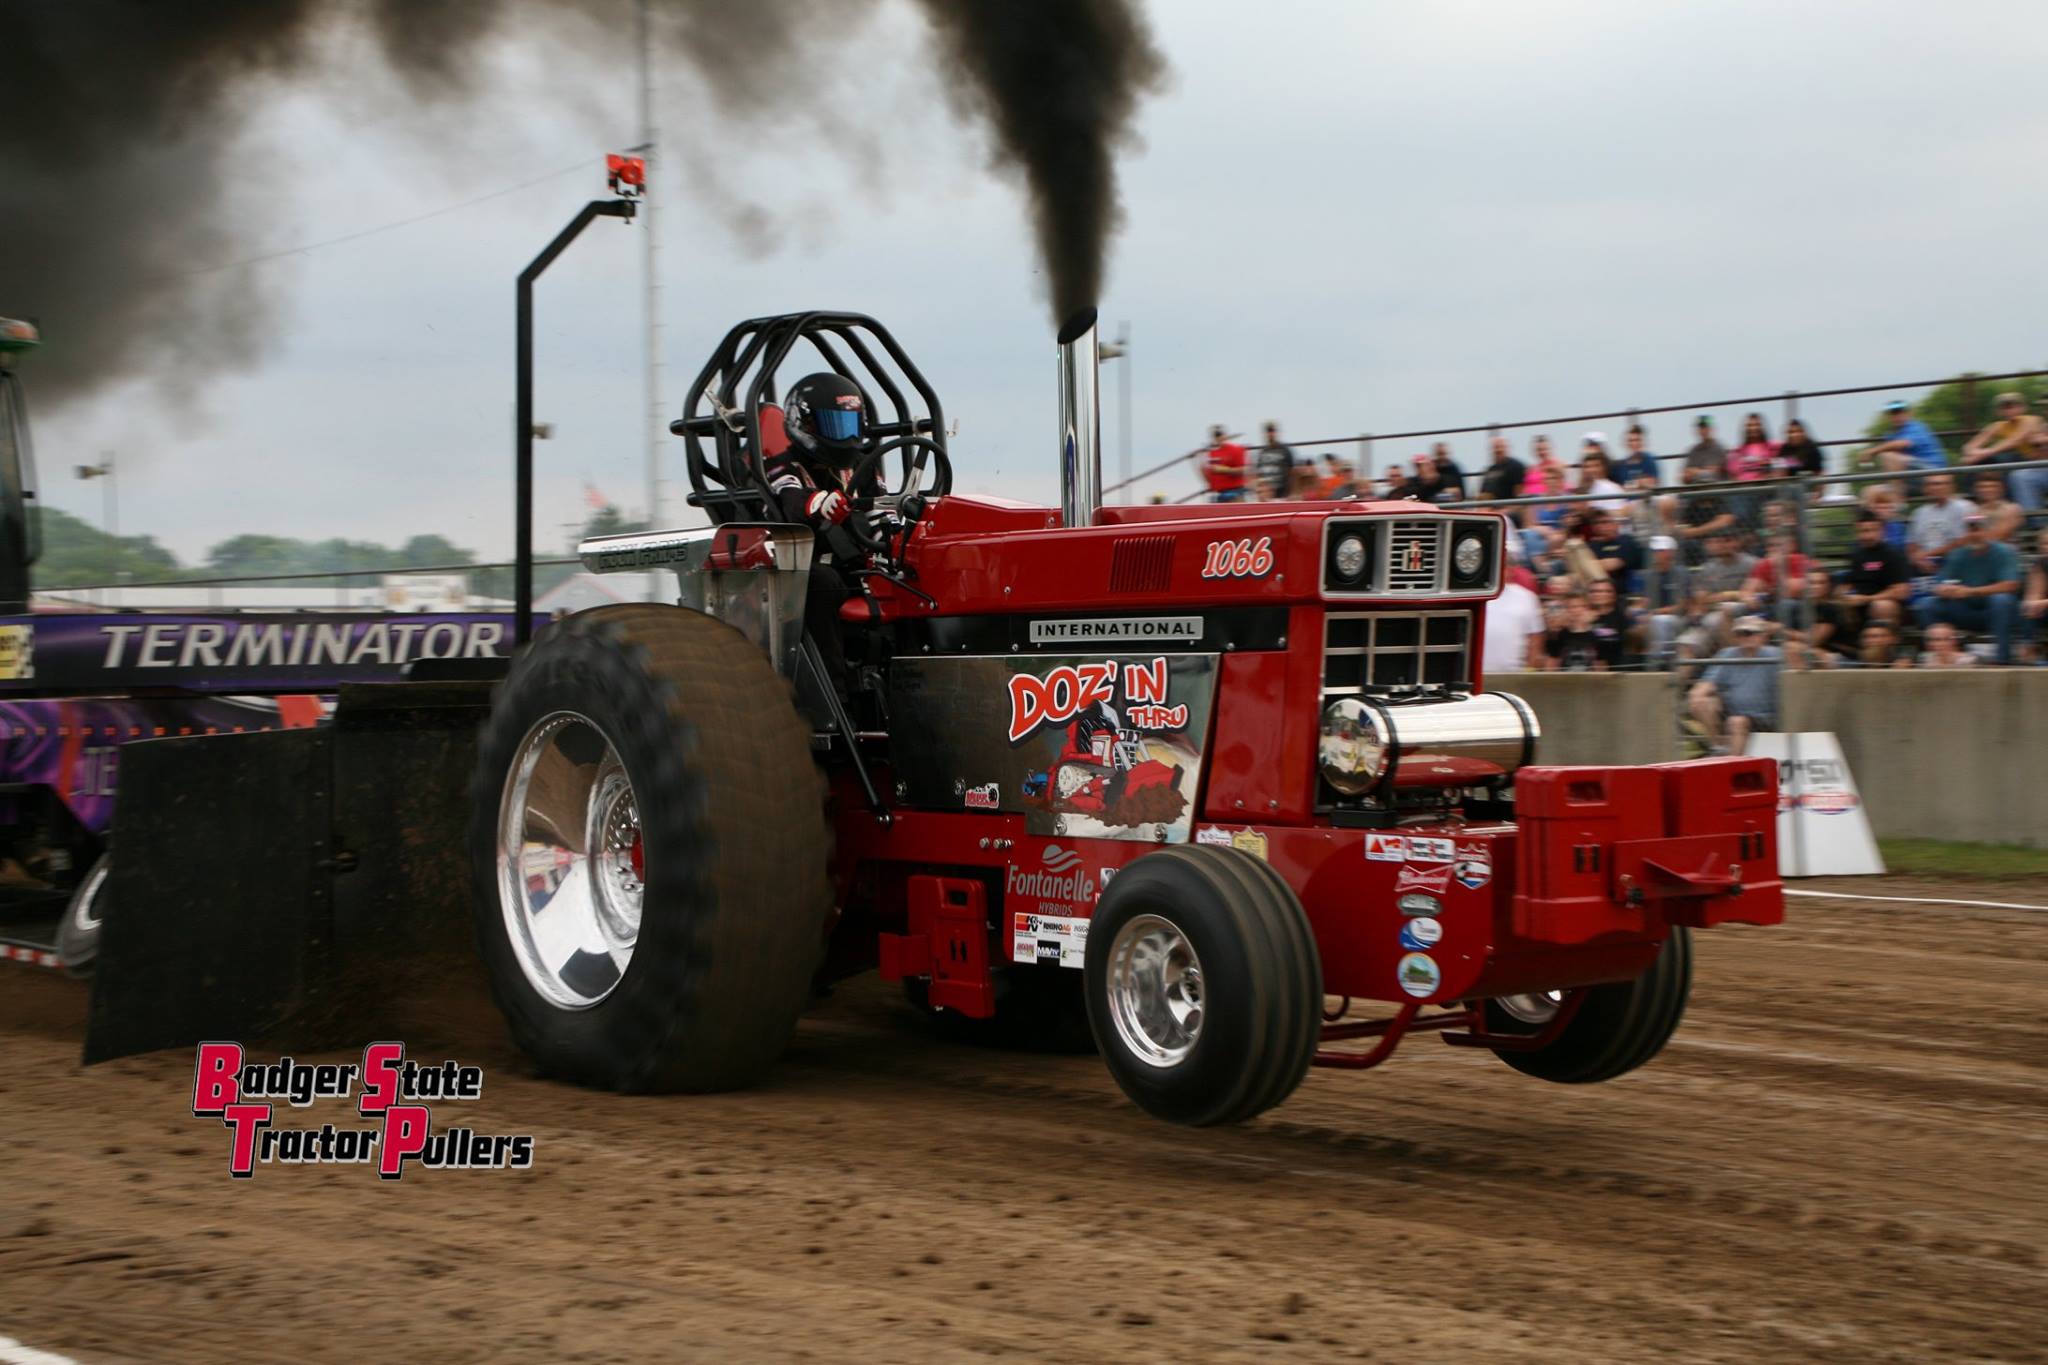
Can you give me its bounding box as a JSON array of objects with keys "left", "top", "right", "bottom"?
[
  {"left": 1084, "top": 846, "right": 1322, "bottom": 1126},
  {"left": 1484, "top": 927, "right": 1694, "bottom": 1083}
]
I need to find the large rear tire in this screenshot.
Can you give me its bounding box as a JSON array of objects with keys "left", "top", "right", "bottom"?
[
  {"left": 1484, "top": 927, "right": 1693, "bottom": 1084},
  {"left": 1083, "top": 846, "right": 1322, "bottom": 1126},
  {"left": 468, "top": 604, "right": 831, "bottom": 1092}
]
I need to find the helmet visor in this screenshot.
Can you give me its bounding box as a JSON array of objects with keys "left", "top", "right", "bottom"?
[{"left": 814, "top": 408, "right": 863, "bottom": 443}]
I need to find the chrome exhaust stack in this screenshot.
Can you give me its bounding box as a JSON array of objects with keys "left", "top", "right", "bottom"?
[{"left": 1057, "top": 306, "right": 1102, "bottom": 528}]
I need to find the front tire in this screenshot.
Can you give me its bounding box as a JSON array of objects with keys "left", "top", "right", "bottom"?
[
  {"left": 468, "top": 605, "right": 831, "bottom": 1093},
  {"left": 1484, "top": 927, "right": 1694, "bottom": 1083},
  {"left": 1084, "top": 846, "right": 1322, "bottom": 1126}
]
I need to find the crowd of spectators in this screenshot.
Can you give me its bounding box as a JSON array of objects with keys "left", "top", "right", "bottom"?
[{"left": 1198, "top": 395, "right": 2048, "bottom": 754}]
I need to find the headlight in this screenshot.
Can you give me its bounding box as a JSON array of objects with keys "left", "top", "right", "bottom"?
[
  {"left": 1453, "top": 534, "right": 1486, "bottom": 579},
  {"left": 1332, "top": 534, "right": 1368, "bottom": 583},
  {"left": 1318, "top": 698, "right": 1389, "bottom": 796}
]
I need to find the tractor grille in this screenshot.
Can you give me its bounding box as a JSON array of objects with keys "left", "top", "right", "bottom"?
[
  {"left": 1108, "top": 534, "right": 1175, "bottom": 593},
  {"left": 1321, "top": 610, "right": 1472, "bottom": 694},
  {"left": 1385, "top": 521, "right": 1440, "bottom": 593},
  {"left": 1321, "top": 515, "right": 1501, "bottom": 598}
]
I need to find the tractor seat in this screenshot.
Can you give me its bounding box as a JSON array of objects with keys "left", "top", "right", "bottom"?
[{"left": 758, "top": 403, "right": 791, "bottom": 460}]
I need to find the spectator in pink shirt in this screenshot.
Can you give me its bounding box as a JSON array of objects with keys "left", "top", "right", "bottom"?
[
  {"left": 1521, "top": 437, "right": 1567, "bottom": 493},
  {"left": 1728, "top": 413, "right": 1781, "bottom": 482}
]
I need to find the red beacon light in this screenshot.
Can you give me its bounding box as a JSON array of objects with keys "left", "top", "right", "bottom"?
[{"left": 606, "top": 154, "right": 646, "bottom": 199}]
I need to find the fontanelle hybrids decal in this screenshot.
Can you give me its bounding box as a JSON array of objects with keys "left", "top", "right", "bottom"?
[{"left": 889, "top": 652, "right": 1219, "bottom": 843}]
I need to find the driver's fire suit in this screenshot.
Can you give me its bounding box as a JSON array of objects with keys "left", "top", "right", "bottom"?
[{"left": 766, "top": 449, "right": 870, "bottom": 685}]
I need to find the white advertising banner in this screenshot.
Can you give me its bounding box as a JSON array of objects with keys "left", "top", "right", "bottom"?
[{"left": 1747, "top": 732, "right": 1886, "bottom": 878}]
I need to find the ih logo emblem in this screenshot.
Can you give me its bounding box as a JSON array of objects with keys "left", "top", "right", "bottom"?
[{"left": 1404, "top": 541, "right": 1424, "bottom": 574}]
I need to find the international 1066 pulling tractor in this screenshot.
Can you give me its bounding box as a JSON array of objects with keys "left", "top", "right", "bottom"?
[
  {"left": 471, "top": 303, "right": 1784, "bottom": 1125},
  {"left": 86, "top": 291, "right": 1784, "bottom": 1126}
]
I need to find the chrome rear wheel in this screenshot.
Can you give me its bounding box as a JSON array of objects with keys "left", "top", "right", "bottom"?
[{"left": 496, "top": 711, "right": 645, "bottom": 1010}]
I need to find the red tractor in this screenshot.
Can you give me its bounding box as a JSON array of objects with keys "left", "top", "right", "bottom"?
[
  {"left": 460, "top": 307, "right": 1783, "bottom": 1124},
  {"left": 85, "top": 302, "right": 1782, "bottom": 1127}
]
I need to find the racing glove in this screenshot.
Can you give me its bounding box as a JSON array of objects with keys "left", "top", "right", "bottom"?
[{"left": 806, "top": 489, "right": 852, "bottom": 525}]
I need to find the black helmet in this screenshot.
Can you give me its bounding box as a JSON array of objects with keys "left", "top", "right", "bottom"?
[{"left": 784, "top": 372, "right": 867, "bottom": 460}]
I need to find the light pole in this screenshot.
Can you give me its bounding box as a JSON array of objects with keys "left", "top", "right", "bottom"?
[
  {"left": 634, "top": 0, "right": 662, "bottom": 539},
  {"left": 74, "top": 452, "right": 118, "bottom": 580},
  {"left": 1099, "top": 323, "right": 1132, "bottom": 503}
]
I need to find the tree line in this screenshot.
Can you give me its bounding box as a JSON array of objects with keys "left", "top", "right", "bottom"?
[{"left": 31, "top": 506, "right": 645, "bottom": 598}]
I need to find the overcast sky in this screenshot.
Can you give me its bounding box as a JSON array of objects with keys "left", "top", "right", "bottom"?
[{"left": 30, "top": 0, "right": 2048, "bottom": 565}]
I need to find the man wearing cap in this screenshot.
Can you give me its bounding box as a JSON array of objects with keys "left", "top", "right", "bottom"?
[
  {"left": 1690, "top": 617, "right": 1781, "bottom": 755},
  {"left": 1862, "top": 400, "right": 1949, "bottom": 473},
  {"left": 1682, "top": 416, "right": 1727, "bottom": 484},
  {"left": 1639, "top": 534, "right": 1694, "bottom": 663},
  {"left": 1918, "top": 512, "right": 2021, "bottom": 664}
]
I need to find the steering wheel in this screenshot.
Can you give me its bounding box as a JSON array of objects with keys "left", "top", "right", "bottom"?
[{"left": 842, "top": 434, "right": 954, "bottom": 556}]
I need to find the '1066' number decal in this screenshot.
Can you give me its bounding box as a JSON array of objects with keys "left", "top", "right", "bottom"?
[{"left": 1200, "top": 536, "right": 1274, "bottom": 580}]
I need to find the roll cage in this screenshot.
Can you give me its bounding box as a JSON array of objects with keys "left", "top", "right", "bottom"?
[{"left": 672, "top": 311, "right": 951, "bottom": 525}]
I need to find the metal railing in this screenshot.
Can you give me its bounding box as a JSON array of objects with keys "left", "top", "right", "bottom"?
[{"left": 1107, "top": 364, "right": 2048, "bottom": 500}]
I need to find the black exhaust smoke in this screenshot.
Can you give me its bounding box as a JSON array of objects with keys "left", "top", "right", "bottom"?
[
  {"left": 2, "top": 0, "right": 1165, "bottom": 411},
  {"left": 913, "top": 0, "right": 1166, "bottom": 324}
]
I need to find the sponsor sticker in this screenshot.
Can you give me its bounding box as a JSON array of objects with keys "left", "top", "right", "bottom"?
[
  {"left": 1028, "top": 617, "right": 1204, "bottom": 645},
  {"left": 1397, "top": 892, "right": 1442, "bottom": 916},
  {"left": 1396, "top": 952, "right": 1442, "bottom": 999},
  {"left": 1454, "top": 840, "right": 1492, "bottom": 890},
  {"left": 1011, "top": 912, "right": 1089, "bottom": 968},
  {"left": 962, "top": 782, "right": 999, "bottom": 811},
  {"left": 1195, "top": 827, "right": 1232, "bottom": 848},
  {"left": 1395, "top": 863, "right": 1453, "bottom": 895},
  {"left": 1406, "top": 836, "right": 1455, "bottom": 863},
  {"left": 1398, "top": 916, "right": 1444, "bottom": 951},
  {"left": 1230, "top": 829, "right": 1270, "bottom": 861},
  {"left": 190, "top": 1042, "right": 534, "bottom": 1180},
  {"left": 0, "top": 623, "right": 34, "bottom": 680},
  {"left": 1006, "top": 844, "right": 1098, "bottom": 911},
  {"left": 1366, "top": 833, "right": 1407, "bottom": 862}
]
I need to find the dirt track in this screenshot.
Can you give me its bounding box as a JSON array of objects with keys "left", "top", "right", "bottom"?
[{"left": 2, "top": 876, "right": 2044, "bottom": 1363}]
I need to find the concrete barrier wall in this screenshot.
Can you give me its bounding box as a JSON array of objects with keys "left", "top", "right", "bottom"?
[
  {"left": 1489, "top": 672, "right": 1678, "bottom": 768},
  {"left": 1782, "top": 670, "right": 2048, "bottom": 849},
  {"left": 1489, "top": 670, "right": 2048, "bottom": 848}
]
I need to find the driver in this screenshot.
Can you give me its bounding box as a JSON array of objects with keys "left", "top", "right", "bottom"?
[{"left": 770, "top": 372, "right": 876, "bottom": 683}]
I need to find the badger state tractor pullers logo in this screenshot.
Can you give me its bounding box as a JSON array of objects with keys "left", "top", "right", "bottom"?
[{"left": 192, "top": 1042, "right": 534, "bottom": 1180}]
